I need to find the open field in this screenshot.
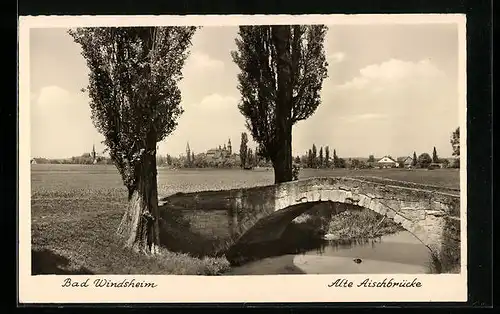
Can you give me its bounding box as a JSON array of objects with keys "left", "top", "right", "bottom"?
[{"left": 30, "top": 164, "right": 460, "bottom": 275}]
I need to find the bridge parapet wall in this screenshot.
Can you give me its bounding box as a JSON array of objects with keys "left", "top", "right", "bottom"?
[
  {"left": 274, "top": 177, "right": 459, "bottom": 217},
  {"left": 160, "top": 176, "right": 461, "bottom": 272}
]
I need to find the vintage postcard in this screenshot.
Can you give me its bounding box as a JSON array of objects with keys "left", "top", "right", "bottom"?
[{"left": 18, "top": 14, "right": 467, "bottom": 303}]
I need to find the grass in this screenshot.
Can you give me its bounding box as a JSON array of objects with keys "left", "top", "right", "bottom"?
[
  {"left": 290, "top": 203, "right": 404, "bottom": 241},
  {"left": 31, "top": 164, "right": 459, "bottom": 275},
  {"left": 325, "top": 208, "right": 405, "bottom": 240},
  {"left": 299, "top": 167, "right": 460, "bottom": 189},
  {"left": 31, "top": 165, "right": 231, "bottom": 275}
]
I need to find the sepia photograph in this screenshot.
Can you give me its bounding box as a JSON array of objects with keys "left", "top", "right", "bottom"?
[{"left": 19, "top": 14, "right": 467, "bottom": 303}]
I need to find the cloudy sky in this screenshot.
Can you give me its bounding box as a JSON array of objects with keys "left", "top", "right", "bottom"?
[{"left": 29, "top": 23, "right": 460, "bottom": 159}]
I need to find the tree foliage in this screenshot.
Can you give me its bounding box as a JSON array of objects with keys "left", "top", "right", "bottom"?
[
  {"left": 337, "top": 157, "right": 346, "bottom": 168},
  {"left": 186, "top": 142, "right": 192, "bottom": 166},
  {"left": 312, "top": 144, "right": 317, "bottom": 168},
  {"left": 69, "top": 26, "right": 197, "bottom": 254},
  {"left": 417, "top": 153, "right": 432, "bottom": 168},
  {"left": 247, "top": 147, "right": 254, "bottom": 168},
  {"left": 350, "top": 159, "right": 360, "bottom": 169},
  {"left": 319, "top": 146, "right": 324, "bottom": 168},
  {"left": 432, "top": 146, "right": 439, "bottom": 163},
  {"left": 325, "top": 146, "right": 330, "bottom": 168},
  {"left": 254, "top": 146, "right": 262, "bottom": 165},
  {"left": 69, "top": 27, "right": 197, "bottom": 195},
  {"left": 307, "top": 149, "right": 313, "bottom": 168},
  {"left": 333, "top": 149, "right": 339, "bottom": 168},
  {"left": 240, "top": 132, "right": 248, "bottom": 168},
  {"left": 451, "top": 127, "right": 460, "bottom": 157},
  {"left": 231, "top": 25, "right": 328, "bottom": 182}
]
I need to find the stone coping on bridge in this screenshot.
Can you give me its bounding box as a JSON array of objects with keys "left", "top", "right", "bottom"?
[
  {"left": 346, "top": 176, "right": 460, "bottom": 196},
  {"left": 160, "top": 176, "right": 461, "bottom": 218},
  {"left": 161, "top": 176, "right": 459, "bottom": 199},
  {"left": 159, "top": 176, "right": 461, "bottom": 272}
]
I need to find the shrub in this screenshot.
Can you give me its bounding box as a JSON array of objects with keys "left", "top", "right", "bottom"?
[
  {"left": 417, "top": 153, "right": 432, "bottom": 168},
  {"left": 292, "top": 163, "right": 300, "bottom": 180}
]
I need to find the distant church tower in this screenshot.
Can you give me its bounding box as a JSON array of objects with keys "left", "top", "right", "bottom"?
[
  {"left": 91, "top": 144, "right": 97, "bottom": 164},
  {"left": 228, "top": 138, "right": 232, "bottom": 155}
]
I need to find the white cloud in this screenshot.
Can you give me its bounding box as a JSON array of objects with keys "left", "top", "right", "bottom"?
[
  {"left": 31, "top": 86, "right": 104, "bottom": 158},
  {"left": 293, "top": 58, "right": 458, "bottom": 157},
  {"left": 30, "top": 27, "right": 460, "bottom": 160},
  {"left": 359, "top": 58, "right": 444, "bottom": 80},
  {"left": 336, "top": 59, "right": 445, "bottom": 91},
  {"left": 196, "top": 93, "right": 237, "bottom": 110},
  {"left": 179, "top": 51, "right": 233, "bottom": 106},
  {"left": 339, "top": 113, "right": 388, "bottom": 123},
  {"left": 335, "top": 76, "right": 369, "bottom": 90},
  {"left": 328, "top": 52, "right": 346, "bottom": 63},
  {"left": 36, "top": 85, "right": 70, "bottom": 108},
  {"left": 184, "top": 52, "right": 224, "bottom": 72},
  {"left": 159, "top": 93, "right": 256, "bottom": 157}
]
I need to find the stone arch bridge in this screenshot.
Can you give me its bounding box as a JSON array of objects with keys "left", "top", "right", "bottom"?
[{"left": 159, "top": 177, "right": 461, "bottom": 272}]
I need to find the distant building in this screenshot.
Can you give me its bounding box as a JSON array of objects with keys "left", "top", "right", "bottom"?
[
  {"left": 397, "top": 156, "right": 414, "bottom": 168},
  {"left": 376, "top": 156, "right": 398, "bottom": 168},
  {"left": 206, "top": 138, "right": 232, "bottom": 161}
]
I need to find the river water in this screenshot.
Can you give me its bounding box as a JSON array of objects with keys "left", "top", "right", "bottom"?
[{"left": 227, "top": 231, "right": 436, "bottom": 275}]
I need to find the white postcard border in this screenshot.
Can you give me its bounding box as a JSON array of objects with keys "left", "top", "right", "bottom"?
[{"left": 18, "top": 14, "right": 468, "bottom": 303}]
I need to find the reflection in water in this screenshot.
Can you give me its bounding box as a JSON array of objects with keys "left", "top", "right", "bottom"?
[{"left": 227, "top": 230, "right": 440, "bottom": 275}]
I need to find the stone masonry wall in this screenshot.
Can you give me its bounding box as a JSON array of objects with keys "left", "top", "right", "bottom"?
[{"left": 160, "top": 176, "right": 461, "bottom": 271}]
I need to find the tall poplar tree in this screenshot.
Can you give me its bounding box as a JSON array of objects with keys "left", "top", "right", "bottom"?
[
  {"left": 325, "top": 146, "right": 330, "bottom": 168},
  {"left": 231, "top": 25, "right": 328, "bottom": 183},
  {"left": 69, "top": 26, "right": 197, "bottom": 254},
  {"left": 412, "top": 151, "right": 418, "bottom": 167},
  {"left": 319, "top": 146, "right": 324, "bottom": 168},
  {"left": 307, "top": 149, "right": 313, "bottom": 168},
  {"left": 432, "top": 146, "right": 439, "bottom": 163},
  {"left": 240, "top": 132, "right": 248, "bottom": 168},
  {"left": 312, "top": 144, "right": 318, "bottom": 168}
]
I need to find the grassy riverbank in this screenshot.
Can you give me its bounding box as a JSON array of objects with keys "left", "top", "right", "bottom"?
[
  {"left": 325, "top": 209, "right": 405, "bottom": 240},
  {"left": 32, "top": 200, "right": 231, "bottom": 275},
  {"left": 291, "top": 203, "right": 404, "bottom": 241},
  {"left": 31, "top": 166, "right": 231, "bottom": 275}
]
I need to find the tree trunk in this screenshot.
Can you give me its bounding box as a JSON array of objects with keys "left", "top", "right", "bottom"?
[
  {"left": 273, "top": 123, "right": 293, "bottom": 183},
  {"left": 117, "top": 148, "right": 160, "bottom": 255},
  {"left": 272, "top": 25, "right": 293, "bottom": 184}
]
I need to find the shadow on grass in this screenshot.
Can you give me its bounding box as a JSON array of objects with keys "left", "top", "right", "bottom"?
[
  {"left": 157, "top": 204, "right": 228, "bottom": 258},
  {"left": 32, "top": 248, "right": 94, "bottom": 275}
]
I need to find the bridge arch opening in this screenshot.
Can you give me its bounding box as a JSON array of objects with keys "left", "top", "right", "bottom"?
[
  {"left": 226, "top": 197, "right": 443, "bottom": 272},
  {"left": 159, "top": 177, "right": 460, "bottom": 273}
]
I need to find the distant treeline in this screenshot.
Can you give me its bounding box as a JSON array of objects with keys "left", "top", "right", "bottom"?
[
  {"left": 156, "top": 153, "right": 273, "bottom": 169},
  {"left": 33, "top": 146, "right": 458, "bottom": 170},
  {"left": 293, "top": 144, "right": 372, "bottom": 169},
  {"left": 294, "top": 144, "right": 459, "bottom": 169},
  {"left": 31, "top": 152, "right": 272, "bottom": 168},
  {"left": 32, "top": 153, "right": 113, "bottom": 165}
]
